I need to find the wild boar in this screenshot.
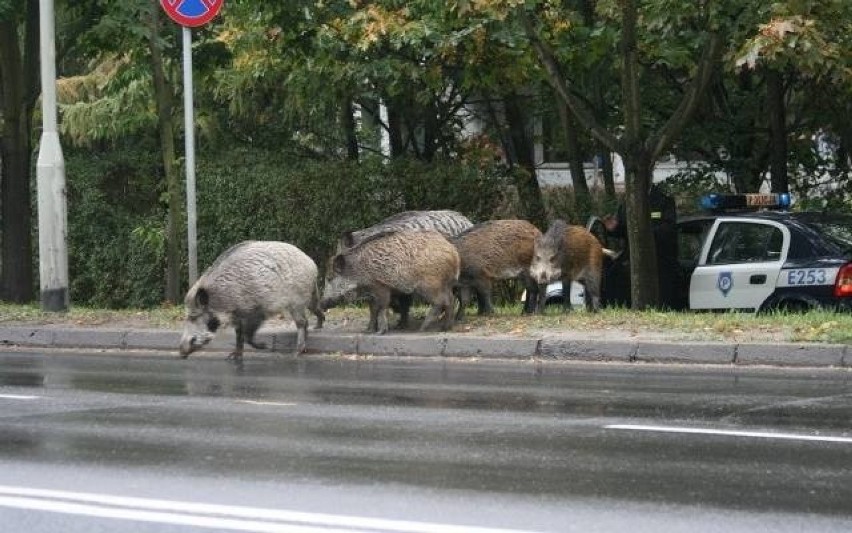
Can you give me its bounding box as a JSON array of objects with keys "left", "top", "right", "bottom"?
[
  {"left": 450, "top": 219, "right": 543, "bottom": 320},
  {"left": 324, "top": 230, "right": 459, "bottom": 334},
  {"left": 323, "top": 209, "right": 473, "bottom": 327},
  {"left": 529, "top": 220, "right": 605, "bottom": 312},
  {"left": 338, "top": 210, "right": 473, "bottom": 251},
  {"left": 179, "top": 241, "right": 325, "bottom": 359}
]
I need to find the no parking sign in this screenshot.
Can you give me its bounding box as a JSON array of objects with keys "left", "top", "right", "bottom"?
[{"left": 160, "top": 0, "right": 224, "bottom": 27}]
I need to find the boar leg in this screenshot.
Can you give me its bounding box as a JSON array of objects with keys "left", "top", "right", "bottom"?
[
  {"left": 367, "top": 299, "right": 379, "bottom": 332},
  {"left": 243, "top": 311, "right": 268, "bottom": 350},
  {"left": 521, "top": 274, "right": 539, "bottom": 314},
  {"left": 310, "top": 290, "right": 326, "bottom": 330},
  {"left": 561, "top": 277, "right": 574, "bottom": 313},
  {"left": 536, "top": 282, "right": 549, "bottom": 314},
  {"left": 228, "top": 323, "right": 246, "bottom": 360},
  {"left": 371, "top": 286, "right": 392, "bottom": 334},
  {"left": 454, "top": 285, "right": 473, "bottom": 322},
  {"left": 473, "top": 279, "right": 494, "bottom": 315},
  {"left": 582, "top": 272, "right": 602, "bottom": 312},
  {"left": 440, "top": 290, "right": 455, "bottom": 331},
  {"left": 227, "top": 314, "right": 265, "bottom": 360},
  {"left": 390, "top": 293, "right": 412, "bottom": 329},
  {"left": 289, "top": 306, "right": 309, "bottom": 353}
]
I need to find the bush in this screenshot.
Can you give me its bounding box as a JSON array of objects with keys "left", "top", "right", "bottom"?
[
  {"left": 195, "top": 150, "right": 514, "bottom": 277},
  {"left": 65, "top": 146, "right": 514, "bottom": 308},
  {"left": 66, "top": 148, "right": 166, "bottom": 308}
]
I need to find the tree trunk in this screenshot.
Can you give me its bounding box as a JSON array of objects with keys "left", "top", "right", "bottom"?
[
  {"left": 725, "top": 70, "right": 765, "bottom": 193},
  {"left": 503, "top": 93, "right": 546, "bottom": 229},
  {"left": 765, "top": 68, "right": 788, "bottom": 193},
  {"left": 557, "top": 101, "right": 592, "bottom": 217},
  {"left": 0, "top": 3, "right": 39, "bottom": 303},
  {"left": 619, "top": 0, "right": 657, "bottom": 309},
  {"left": 522, "top": 1, "right": 722, "bottom": 308},
  {"left": 148, "top": 5, "right": 181, "bottom": 304},
  {"left": 386, "top": 102, "right": 404, "bottom": 158},
  {"left": 340, "top": 96, "right": 359, "bottom": 161},
  {"left": 598, "top": 146, "right": 616, "bottom": 200},
  {"left": 0, "top": 103, "right": 34, "bottom": 303},
  {"left": 422, "top": 102, "right": 438, "bottom": 162},
  {"left": 622, "top": 153, "right": 658, "bottom": 309}
]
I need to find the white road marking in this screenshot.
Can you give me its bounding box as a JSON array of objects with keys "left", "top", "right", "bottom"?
[
  {"left": 0, "top": 394, "right": 40, "bottom": 400},
  {"left": 0, "top": 486, "right": 536, "bottom": 533},
  {"left": 605, "top": 424, "right": 852, "bottom": 444},
  {"left": 238, "top": 400, "right": 297, "bottom": 407}
]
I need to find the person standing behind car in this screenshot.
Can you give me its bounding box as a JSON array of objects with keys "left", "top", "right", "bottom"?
[{"left": 602, "top": 183, "right": 683, "bottom": 309}]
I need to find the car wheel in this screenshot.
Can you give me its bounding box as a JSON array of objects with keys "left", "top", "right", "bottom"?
[{"left": 760, "top": 295, "right": 819, "bottom": 314}]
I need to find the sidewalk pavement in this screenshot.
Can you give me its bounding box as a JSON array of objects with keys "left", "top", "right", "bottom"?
[{"left": 0, "top": 324, "right": 849, "bottom": 368}]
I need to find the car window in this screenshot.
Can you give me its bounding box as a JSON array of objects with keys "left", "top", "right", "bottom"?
[
  {"left": 707, "top": 222, "right": 783, "bottom": 265},
  {"left": 677, "top": 220, "right": 713, "bottom": 262},
  {"left": 803, "top": 218, "right": 852, "bottom": 254}
]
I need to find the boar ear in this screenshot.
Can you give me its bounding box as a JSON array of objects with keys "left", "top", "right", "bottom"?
[
  {"left": 333, "top": 255, "right": 346, "bottom": 274},
  {"left": 195, "top": 287, "right": 210, "bottom": 308},
  {"left": 341, "top": 231, "right": 356, "bottom": 248}
]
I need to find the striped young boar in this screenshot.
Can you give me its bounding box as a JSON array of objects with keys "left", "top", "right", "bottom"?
[
  {"left": 323, "top": 209, "right": 473, "bottom": 327},
  {"left": 451, "top": 219, "right": 543, "bottom": 320},
  {"left": 338, "top": 210, "right": 473, "bottom": 252},
  {"left": 323, "top": 230, "right": 460, "bottom": 334},
  {"left": 179, "top": 241, "right": 325, "bottom": 359},
  {"left": 529, "top": 220, "right": 605, "bottom": 312}
]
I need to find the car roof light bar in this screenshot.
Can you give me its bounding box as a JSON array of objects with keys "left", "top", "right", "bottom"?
[{"left": 700, "top": 193, "right": 792, "bottom": 212}]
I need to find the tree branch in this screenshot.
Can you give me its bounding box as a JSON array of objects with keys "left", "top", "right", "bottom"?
[
  {"left": 647, "top": 32, "right": 724, "bottom": 161},
  {"left": 518, "top": 10, "right": 621, "bottom": 153}
]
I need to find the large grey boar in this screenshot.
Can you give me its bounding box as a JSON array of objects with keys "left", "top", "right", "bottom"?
[
  {"left": 179, "top": 241, "right": 325, "bottom": 359},
  {"left": 451, "top": 219, "right": 543, "bottom": 320},
  {"left": 529, "top": 220, "right": 605, "bottom": 312},
  {"left": 323, "top": 209, "right": 473, "bottom": 326},
  {"left": 324, "top": 230, "right": 459, "bottom": 334}
]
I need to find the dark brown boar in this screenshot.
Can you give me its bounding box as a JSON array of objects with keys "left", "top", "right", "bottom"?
[
  {"left": 529, "top": 219, "right": 604, "bottom": 312},
  {"left": 450, "top": 219, "right": 543, "bottom": 320},
  {"left": 326, "top": 230, "right": 460, "bottom": 334}
]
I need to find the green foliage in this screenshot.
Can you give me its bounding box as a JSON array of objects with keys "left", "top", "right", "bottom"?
[
  {"left": 66, "top": 147, "right": 166, "bottom": 308},
  {"left": 734, "top": 1, "right": 852, "bottom": 84},
  {"left": 0, "top": 0, "right": 13, "bottom": 19},
  {"left": 195, "top": 149, "right": 514, "bottom": 275},
  {"left": 539, "top": 186, "right": 618, "bottom": 226},
  {"left": 662, "top": 167, "right": 734, "bottom": 216},
  {"left": 60, "top": 72, "right": 157, "bottom": 146},
  {"left": 65, "top": 146, "right": 513, "bottom": 308},
  {"left": 30, "top": 0, "right": 852, "bottom": 310}
]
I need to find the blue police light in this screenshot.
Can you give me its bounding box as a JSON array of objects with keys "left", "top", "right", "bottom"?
[{"left": 700, "top": 193, "right": 792, "bottom": 211}]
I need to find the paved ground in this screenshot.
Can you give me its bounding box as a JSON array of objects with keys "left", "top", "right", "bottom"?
[{"left": 0, "top": 317, "right": 849, "bottom": 368}]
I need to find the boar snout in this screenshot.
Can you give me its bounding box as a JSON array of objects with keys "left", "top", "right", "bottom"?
[{"left": 529, "top": 264, "right": 555, "bottom": 285}]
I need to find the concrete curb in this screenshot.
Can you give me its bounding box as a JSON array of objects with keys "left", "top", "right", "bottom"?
[{"left": 0, "top": 325, "right": 848, "bottom": 368}]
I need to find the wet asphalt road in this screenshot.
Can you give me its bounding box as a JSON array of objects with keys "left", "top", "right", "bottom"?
[{"left": 0, "top": 349, "right": 851, "bottom": 532}]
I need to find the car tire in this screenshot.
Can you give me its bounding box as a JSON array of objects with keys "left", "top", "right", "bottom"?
[{"left": 760, "top": 294, "right": 820, "bottom": 314}]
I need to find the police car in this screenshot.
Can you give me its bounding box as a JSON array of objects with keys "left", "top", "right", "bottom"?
[{"left": 552, "top": 193, "right": 852, "bottom": 312}]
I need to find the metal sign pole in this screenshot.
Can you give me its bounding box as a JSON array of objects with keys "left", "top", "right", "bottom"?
[
  {"left": 36, "top": 0, "right": 69, "bottom": 311},
  {"left": 161, "top": 0, "right": 223, "bottom": 287},
  {"left": 183, "top": 26, "right": 198, "bottom": 286}
]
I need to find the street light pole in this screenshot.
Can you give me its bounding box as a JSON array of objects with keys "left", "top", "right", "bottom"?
[{"left": 36, "top": 0, "right": 69, "bottom": 311}]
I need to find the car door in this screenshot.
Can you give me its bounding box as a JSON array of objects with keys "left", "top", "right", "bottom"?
[{"left": 689, "top": 218, "right": 789, "bottom": 311}]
